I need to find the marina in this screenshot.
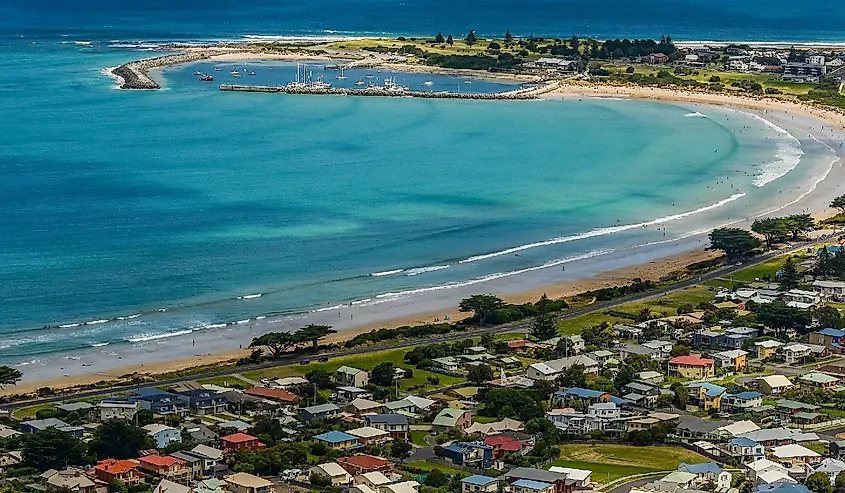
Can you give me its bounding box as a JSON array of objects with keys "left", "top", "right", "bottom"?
[{"left": 218, "top": 80, "right": 557, "bottom": 99}]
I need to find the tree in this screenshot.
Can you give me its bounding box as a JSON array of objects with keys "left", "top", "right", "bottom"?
[
  {"left": 465, "top": 30, "right": 478, "bottom": 47},
  {"left": 446, "top": 34, "right": 454, "bottom": 46},
  {"left": 709, "top": 228, "right": 761, "bottom": 260},
  {"left": 613, "top": 365, "right": 634, "bottom": 392},
  {"left": 753, "top": 302, "right": 810, "bottom": 333},
  {"left": 831, "top": 194, "right": 845, "bottom": 214},
  {"left": 778, "top": 257, "right": 800, "bottom": 291},
  {"left": 751, "top": 218, "right": 788, "bottom": 248},
  {"left": 23, "top": 428, "right": 90, "bottom": 470},
  {"left": 390, "top": 440, "right": 413, "bottom": 462},
  {"left": 297, "top": 324, "right": 336, "bottom": 349},
  {"left": 670, "top": 344, "right": 691, "bottom": 357},
  {"left": 530, "top": 311, "right": 559, "bottom": 340},
  {"left": 807, "top": 472, "right": 833, "bottom": 493},
  {"left": 676, "top": 303, "right": 694, "bottom": 315},
  {"left": 136, "top": 409, "right": 155, "bottom": 427},
  {"left": 816, "top": 246, "right": 833, "bottom": 276},
  {"left": 505, "top": 30, "right": 513, "bottom": 43},
  {"left": 467, "top": 364, "right": 494, "bottom": 384},
  {"left": 306, "top": 369, "right": 333, "bottom": 389},
  {"left": 425, "top": 469, "right": 448, "bottom": 487},
  {"left": 459, "top": 294, "right": 505, "bottom": 325},
  {"left": 558, "top": 364, "right": 587, "bottom": 388},
  {"left": 249, "top": 332, "right": 297, "bottom": 359},
  {"left": 530, "top": 379, "right": 556, "bottom": 401},
  {"left": 815, "top": 306, "right": 842, "bottom": 329},
  {"left": 371, "top": 362, "right": 395, "bottom": 386},
  {"left": 435, "top": 32, "right": 444, "bottom": 43},
  {"left": 310, "top": 474, "right": 332, "bottom": 488},
  {"left": 88, "top": 420, "right": 148, "bottom": 459},
  {"left": 834, "top": 470, "right": 845, "bottom": 491},
  {"left": 0, "top": 366, "right": 23, "bottom": 389},
  {"left": 480, "top": 332, "right": 495, "bottom": 349},
  {"left": 673, "top": 384, "right": 689, "bottom": 409},
  {"left": 785, "top": 214, "right": 815, "bottom": 240}
]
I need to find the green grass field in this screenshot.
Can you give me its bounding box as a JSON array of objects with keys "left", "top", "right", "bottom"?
[
  {"left": 401, "top": 460, "right": 468, "bottom": 477},
  {"left": 550, "top": 444, "right": 709, "bottom": 483},
  {"left": 409, "top": 430, "right": 429, "bottom": 447},
  {"left": 11, "top": 403, "right": 56, "bottom": 421},
  {"left": 242, "top": 347, "right": 463, "bottom": 392},
  {"left": 197, "top": 376, "right": 250, "bottom": 390}
]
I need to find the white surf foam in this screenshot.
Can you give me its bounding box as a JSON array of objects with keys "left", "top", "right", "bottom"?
[
  {"left": 376, "top": 249, "right": 613, "bottom": 301},
  {"left": 237, "top": 293, "right": 263, "bottom": 300},
  {"left": 203, "top": 323, "right": 227, "bottom": 329},
  {"left": 236, "top": 319, "right": 251, "bottom": 325},
  {"left": 371, "top": 269, "right": 404, "bottom": 277},
  {"left": 128, "top": 329, "right": 193, "bottom": 343},
  {"left": 685, "top": 112, "right": 708, "bottom": 118},
  {"left": 405, "top": 265, "right": 451, "bottom": 276},
  {"left": 737, "top": 111, "right": 804, "bottom": 187},
  {"left": 460, "top": 192, "right": 747, "bottom": 264},
  {"left": 91, "top": 342, "right": 110, "bottom": 347},
  {"left": 311, "top": 303, "right": 345, "bottom": 313},
  {"left": 85, "top": 319, "right": 109, "bottom": 325},
  {"left": 59, "top": 323, "right": 80, "bottom": 328}
]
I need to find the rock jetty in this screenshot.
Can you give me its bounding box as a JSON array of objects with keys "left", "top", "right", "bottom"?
[
  {"left": 219, "top": 81, "right": 559, "bottom": 100},
  {"left": 110, "top": 52, "right": 221, "bottom": 89}
]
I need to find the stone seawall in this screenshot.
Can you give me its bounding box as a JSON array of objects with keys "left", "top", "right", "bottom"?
[
  {"left": 218, "top": 81, "right": 559, "bottom": 100},
  {"left": 111, "top": 52, "right": 222, "bottom": 89}
]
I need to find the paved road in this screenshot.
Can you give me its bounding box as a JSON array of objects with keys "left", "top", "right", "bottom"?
[
  {"left": 605, "top": 478, "right": 653, "bottom": 493},
  {"left": 3, "top": 233, "right": 834, "bottom": 411}
]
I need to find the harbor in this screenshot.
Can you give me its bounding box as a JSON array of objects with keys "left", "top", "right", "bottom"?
[{"left": 218, "top": 80, "right": 559, "bottom": 99}]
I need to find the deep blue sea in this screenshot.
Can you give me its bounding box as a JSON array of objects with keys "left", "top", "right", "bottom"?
[{"left": 0, "top": 1, "right": 843, "bottom": 375}]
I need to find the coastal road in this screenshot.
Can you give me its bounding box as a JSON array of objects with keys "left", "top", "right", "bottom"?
[{"left": 2, "top": 233, "right": 836, "bottom": 411}]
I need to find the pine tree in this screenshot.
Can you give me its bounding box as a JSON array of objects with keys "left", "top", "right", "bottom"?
[
  {"left": 446, "top": 34, "right": 453, "bottom": 46},
  {"left": 435, "top": 32, "right": 444, "bottom": 44},
  {"left": 816, "top": 246, "right": 832, "bottom": 276},
  {"left": 778, "top": 257, "right": 800, "bottom": 291},
  {"left": 504, "top": 30, "right": 513, "bottom": 44},
  {"left": 465, "top": 30, "right": 477, "bottom": 47}
]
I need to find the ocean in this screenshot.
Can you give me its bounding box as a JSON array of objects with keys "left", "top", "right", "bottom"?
[{"left": 0, "top": 3, "right": 843, "bottom": 376}]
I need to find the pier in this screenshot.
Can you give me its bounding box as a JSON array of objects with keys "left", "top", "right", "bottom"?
[
  {"left": 110, "top": 51, "right": 225, "bottom": 89},
  {"left": 219, "top": 81, "right": 559, "bottom": 100}
]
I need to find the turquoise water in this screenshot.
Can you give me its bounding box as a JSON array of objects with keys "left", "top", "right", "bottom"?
[{"left": 0, "top": 40, "right": 835, "bottom": 365}]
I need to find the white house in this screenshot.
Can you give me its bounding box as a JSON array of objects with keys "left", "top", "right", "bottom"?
[
  {"left": 547, "top": 467, "right": 591, "bottom": 488},
  {"left": 678, "top": 463, "right": 732, "bottom": 490},
  {"left": 310, "top": 462, "right": 352, "bottom": 485},
  {"left": 813, "top": 280, "right": 845, "bottom": 301},
  {"left": 97, "top": 400, "right": 138, "bottom": 421},
  {"left": 527, "top": 355, "right": 598, "bottom": 381},
  {"left": 745, "top": 458, "right": 792, "bottom": 485},
  {"left": 781, "top": 343, "right": 811, "bottom": 365},
  {"left": 142, "top": 424, "right": 181, "bottom": 448},
  {"left": 807, "top": 458, "right": 845, "bottom": 483}
]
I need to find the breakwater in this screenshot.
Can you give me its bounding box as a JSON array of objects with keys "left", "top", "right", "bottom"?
[
  {"left": 110, "top": 52, "right": 223, "bottom": 89},
  {"left": 219, "top": 81, "right": 559, "bottom": 99}
]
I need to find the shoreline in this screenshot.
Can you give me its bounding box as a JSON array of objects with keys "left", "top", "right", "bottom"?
[{"left": 13, "top": 60, "right": 845, "bottom": 397}]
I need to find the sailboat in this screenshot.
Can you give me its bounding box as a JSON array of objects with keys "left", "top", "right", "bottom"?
[{"left": 336, "top": 67, "right": 346, "bottom": 80}]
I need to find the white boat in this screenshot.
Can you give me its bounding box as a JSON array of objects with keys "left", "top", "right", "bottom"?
[
  {"left": 312, "top": 75, "right": 331, "bottom": 89},
  {"left": 365, "top": 74, "right": 374, "bottom": 79},
  {"left": 336, "top": 67, "right": 346, "bottom": 80},
  {"left": 464, "top": 80, "right": 471, "bottom": 84},
  {"left": 193, "top": 71, "right": 202, "bottom": 76},
  {"left": 423, "top": 80, "right": 434, "bottom": 86},
  {"left": 249, "top": 71, "right": 256, "bottom": 76},
  {"left": 231, "top": 71, "right": 241, "bottom": 77},
  {"left": 214, "top": 67, "right": 222, "bottom": 71},
  {"left": 355, "top": 79, "right": 364, "bottom": 86}
]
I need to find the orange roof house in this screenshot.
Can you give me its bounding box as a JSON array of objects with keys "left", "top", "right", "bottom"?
[
  {"left": 92, "top": 459, "right": 144, "bottom": 485},
  {"left": 137, "top": 455, "right": 188, "bottom": 479},
  {"left": 243, "top": 387, "right": 299, "bottom": 404},
  {"left": 336, "top": 454, "right": 394, "bottom": 475},
  {"left": 668, "top": 355, "right": 715, "bottom": 379},
  {"left": 221, "top": 432, "right": 266, "bottom": 451}
]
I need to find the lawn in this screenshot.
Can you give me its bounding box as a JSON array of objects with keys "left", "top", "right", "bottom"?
[
  {"left": 805, "top": 443, "right": 827, "bottom": 454},
  {"left": 409, "top": 430, "right": 429, "bottom": 447},
  {"left": 11, "top": 403, "right": 56, "bottom": 421},
  {"left": 401, "top": 460, "right": 467, "bottom": 477},
  {"left": 198, "top": 376, "right": 250, "bottom": 390},
  {"left": 550, "top": 444, "right": 709, "bottom": 483},
  {"left": 242, "top": 348, "right": 463, "bottom": 392}
]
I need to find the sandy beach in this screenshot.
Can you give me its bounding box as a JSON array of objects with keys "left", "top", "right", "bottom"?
[{"left": 7, "top": 72, "right": 845, "bottom": 397}]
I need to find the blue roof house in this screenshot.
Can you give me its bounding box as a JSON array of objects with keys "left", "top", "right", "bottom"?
[
  {"left": 679, "top": 462, "right": 731, "bottom": 489},
  {"left": 313, "top": 431, "right": 360, "bottom": 450},
  {"left": 461, "top": 475, "right": 499, "bottom": 493},
  {"left": 553, "top": 388, "right": 612, "bottom": 405},
  {"left": 511, "top": 480, "right": 555, "bottom": 493},
  {"left": 729, "top": 437, "right": 765, "bottom": 461},
  {"left": 721, "top": 391, "right": 763, "bottom": 414},
  {"left": 133, "top": 388, "right": 190, "bottom": 416},
  {"left": 442, "top": 442, "right": 494, "bottom": 469}
]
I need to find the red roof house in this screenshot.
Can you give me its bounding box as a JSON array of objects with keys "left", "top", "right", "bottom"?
[
  {"left": 92, "top": 459, "right": 144, "bottom": 485},
  {"left": 243, "top": 387, "right": 299, "bottom": 404},
  {"left": 137, "top": 455, "right": 188, "bottom": 479},
  {"left": 669, "top": 355, "right": 715, "bottom": 379},
  {"left": 336, "top": 454, "right": 395, "bottom": 475},
  {"left": 220, "top": 432, "right": 266, "bottom": 451},
  {"left": 484, "top": 434, "right": 524, "bottom": 459}
]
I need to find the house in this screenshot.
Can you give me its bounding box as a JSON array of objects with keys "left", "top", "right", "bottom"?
[
  {"left": 138, "top": 455, "right": 189, "bottom": 480},
  {"left": 0, "top": 451, "right": 21, "bottom": 474},
  {"left": 56, "top": 402, "right": 94, "bottom": 415},
  {"left": 806, "top": 458, "right": 845, "bottom": 483},
  {"left": 336, "top": 366, "right": 369, "bottom": 387},
  {"left": 738, "top": 427, "right": 819, "bottom": 448},
  {"left": 196, "top": 478, "right": 227, "bottom": 493},
  {"left": 728, "top": 437, "right": 766, "bottom": 462},
  {"left": 713, "top": 350, "right": 748, "bottom": 371},
  {"left": 484, "top": 434, "right": 526, "bottom": 459},
  {"left": 314, "top": 431, "right": 360, "bottom": 450},
  {"left": 687, "top": 382, "right": 727, "bottom": 410},
  {"left": 442, "top": 441, "right": 494, "bottom": 468},
  {"left": 504, "top": 468, "right": 572, "bottom": 493},
  {"left": 310, "top": 462, "right": 352, "bottom": 486},
  {"left": 813, "top": 281, "right": 845, "bottom": 302},
  {"left": 693, "top": 329, "right": 724, "bottom": 348},
  {"left": 648, "top": 53, "right": 669, "bottom": 64},
  {"left": 755, "top": 340, "right": 784, "bottom": 360},
  {"left": 511, "top": 480, "right": 555, "bottom": 493},
  {"left": 465, "top": 418, "right": 524, "bottom": 436},
  {"left": 177, "top": 389, "right": 228, "bottom": 415},
  {"left": 798, "top": 372, "right": 840, "bottom": 392},
  {"left": 299, "top": 403, "right": 341, "bottom": 423},
  {"left": 432, "top": 357, "right": 461, "bottom": 373},
  {"left": 92, "top": 459, "right": 144, "bottom": 486},
  {"left": 43, "top": 468, "right": 105, "bottom": 493},
  {"left": 432, "top": 408, "right": 472, "bottom": 433},
  {"left": 642, "top": 340, "right": 673, "bottom": 359},
  {"left": 724, "top": 327, "right": 760, "bottom": 349},
  {"left": 354, "top": 471, "right": 392, "bottom": 490},
  {"left": 553, "top": 388, "right": 612, "bottom": 405},
  {"left": 527, "top": 356, "right": 599, "bottom": 381},
  {"left": 648, "top": 471, "right": 696, "bottom": 491},
  {"left": 783, "top": 289, "right": 823, "bottom": 308},
  {"left": 364, "top": 414, "right": 409, "bottom": 440},
  {"left": 242, "top": 387, "right": 298, "bottom": 405},
  {"left": 745, "top": 458, "right": 792, "bottom": 485},
  {"left": 347, "top": 427, "right": 391, "bottom": 445},
  {"left": 97, "top": 399, "right": 138, "bottom": 421},
  {"left": 218, "top": 420, "right": 251, "bottom": 432},
  {"left": 782, "top": 343, "right": 812, "bottom": 365},
  {"left": 133, "top": 388, "right": 190, "bottom": 416},
  {"left": 336, "top": 386, "right": 372, "bottom": 401},
  {"left": 461, "top": 475, "right": 499, "bottom": 493},
  {"left": 547, "top": 467, "right": 592, "bottom": 488},
  {"left": 273, "top": 376, "right": 309, "bottom": 388},
  {"left": 169, "top": 451, "right": 205, "bottom": 479},
  {"left": 182, "top": 423, "right": 218, "bottom": 445},
  {"left": 618, "top": 344, "right": 661, "bottom": 362},
  {"left": 621, "top": 381, "right": 661, "bottom": 407},
  {"left": 190, "top": 444, "right": 224, "bottom": 474},
  {"left": 348, "top": 398, "right": 383, "bottom": 415},
  {"left": 722, "top": 392, "right": 763, "bottom": 414},
  {"left": 678, "top": 462, "right": 731, "bottom": 489},
  {"left": 810, "top": 327, "right": 845, "bottom": 354},
  {"left": 336, "top": 454, "right": 394, "bottom": 475},
  {"left": 151, "top": 480, "right": 191, "bottom": 493},
  {"left": 224, "top": 472, "right": 274, "bottom": 493},
  {"left": 714, "top": 420, "right": 760, "bottom": 439},
  {"left": 757, "top": 375, "right": 794, "bottom": 395},
  {"left": 143, "top": 424, "right": 181, "bottom": 448},
  {"left": 637, "top": 371, "right": 664, "bottom": 384},
  {"left": 20, "top": 418, "right": 84, "bottom": 437},
  {"left": 220, "top": 433, "right": 265, "bottom": 451},
  {"left": 770, "top": 444, "right": 821, "bottom": 468},
  {"left": 380, "top": 481, "right": 420, "bottom": 493},
  {"left": 669, "top": 356, "right": 715, "bottom": 379},
  {"left": 831, "top": 441, "right": 845, "bottom": 460},
  {"left": 383, "top": 396, "right": 435, "bottom": 415}
]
